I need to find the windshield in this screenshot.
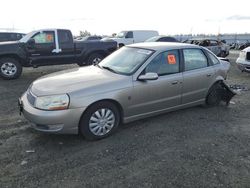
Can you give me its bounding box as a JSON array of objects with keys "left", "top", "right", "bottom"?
[
  {"left": 99, "top": 47, "right": 154, "bottom": 75},
  {"left": 19, "top": 30, "right": 38, "bottom": 43},
  {"left": 116, "top": 31, "right": 127, "bottom": 38}
]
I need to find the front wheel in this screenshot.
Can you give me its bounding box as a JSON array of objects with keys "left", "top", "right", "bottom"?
[
  {"left": 79, "top": 101, "right": 120, "bottom": 140},
  {"left": 0, "top": 58, "right": 22, "bottom": 80}
]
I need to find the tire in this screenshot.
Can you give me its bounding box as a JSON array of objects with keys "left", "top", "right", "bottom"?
[
  {"left": 77, "top": 62, "right": 86, "bottom": 67},
  {"left": 87, "top": 53, "right": 104, "bottom": 65},
  {"left": 0, "top": 58, "right": 22, "bottom": 80},
  {"left": 79, "top": 101, "right": 120, "bottom": 140},
  {"left": 206, "top": 83, "right": 223, "bottom": 106},
  {"left": 118, "top": 43, "right": 124, "bottom": 48},
  {"left": 220, "top": 51, "right": 226, "bottom": 57}
]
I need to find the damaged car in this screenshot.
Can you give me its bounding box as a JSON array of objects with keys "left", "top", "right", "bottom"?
[
  {"left": 184, "top": 38, "right": 230, "bottom": 57},
  {"left": 236, "top": 47, "right": 250, "bottom": 72},
  {"left": 19, "top": 42, "right": 234, "bottom": 140}
]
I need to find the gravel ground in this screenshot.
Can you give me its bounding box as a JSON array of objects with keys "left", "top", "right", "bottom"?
[{"left": 0, "top": 51, "right": 250, "bottom": 188}]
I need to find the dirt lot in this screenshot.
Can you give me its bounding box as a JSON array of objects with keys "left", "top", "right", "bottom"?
[{"left": 0, "top": 51, "right": 250, "bottom": 188}]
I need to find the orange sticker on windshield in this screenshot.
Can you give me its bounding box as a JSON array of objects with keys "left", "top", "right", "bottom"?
[{"left": 168, "top": 54, "right": 176, "bottom": 64}]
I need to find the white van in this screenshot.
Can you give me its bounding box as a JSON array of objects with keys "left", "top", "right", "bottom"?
[{"left": 111, "top": 30, "right": 159, "bottom": 47}]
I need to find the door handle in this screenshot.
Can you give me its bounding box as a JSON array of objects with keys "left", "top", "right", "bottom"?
[
  {"left": 171, "top": 81, "right": 178, "bottom": 85},
  {"left": 207, "top": 73, "right": 212, "bottom": 77}
]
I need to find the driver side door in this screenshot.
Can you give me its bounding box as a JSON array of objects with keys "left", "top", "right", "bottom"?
[
  {"left": 26, "top": 31, "right": 58, "bottom": 66},
  {"left": 128, "top": 50, "right": 183, "bottom": 117}
]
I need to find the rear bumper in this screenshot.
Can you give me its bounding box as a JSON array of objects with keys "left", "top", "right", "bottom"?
[{"left": 20, "top": 92, "right": 86, "bottom": 134}]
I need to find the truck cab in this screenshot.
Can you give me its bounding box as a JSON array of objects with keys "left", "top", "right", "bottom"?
[{"left": 20, "top": 29, "right": 75, "bottom": 66}]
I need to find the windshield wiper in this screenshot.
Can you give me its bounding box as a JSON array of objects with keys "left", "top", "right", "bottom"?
[
  {"left": 94, "top": 63, "right": 101, "bottom": 68},
  {"left": 101, "top": 66, "right": 117, "bottom": 73}
]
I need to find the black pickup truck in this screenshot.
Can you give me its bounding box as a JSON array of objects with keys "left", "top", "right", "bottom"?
[{"left": 0, "top": 29, "right": 117, "bottom": 79}]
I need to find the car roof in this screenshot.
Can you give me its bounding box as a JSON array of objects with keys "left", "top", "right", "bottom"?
[
  {"left": 187, "top": 38, "right": 217, "bottom": 41},
  {"left": 128, "top": 42, "right": 200, "bottom": 51}
]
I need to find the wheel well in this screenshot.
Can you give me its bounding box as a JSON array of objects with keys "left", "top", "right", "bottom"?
[
  {"left": 78, "top": 99, "right": 124, "bottom": 132},
  {"left": 206, "top": 80, "right": 223, "bottom": 100},
  {"left": 87, "top": 51, "right": 107, "bottom": 60},
  {"left": 0, "top": 54, "right": 22, "bottom": 64}
]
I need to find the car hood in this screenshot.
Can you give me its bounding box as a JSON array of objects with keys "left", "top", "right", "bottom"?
[{"left": 31, "top": 66, "right": 131, "bottom": 96}]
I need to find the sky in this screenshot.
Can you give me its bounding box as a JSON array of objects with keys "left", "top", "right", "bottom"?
[{"left": 1, "top": 0, "right": 250, "bottom": 36}]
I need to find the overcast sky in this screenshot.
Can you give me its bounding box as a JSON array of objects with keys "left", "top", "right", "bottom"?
[{"left": 1, "top": 0, "right": 250, "bottom": 35}]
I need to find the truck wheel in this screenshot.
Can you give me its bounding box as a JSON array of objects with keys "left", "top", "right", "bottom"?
[
  {"left": 119, "top": 43, "right": 124, "bottom": 48},
  {"left": 79, "top": 101, "right": 120, "bottom": 140},
  {"left": 0, "top": 58, "right": 22, "bottom": 80},
  {"left": 87, "top": 53, "right": 104, "bottom": 65}
]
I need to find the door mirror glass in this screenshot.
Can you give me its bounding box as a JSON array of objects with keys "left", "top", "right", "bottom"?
[{"left": 138, "top": 72, "right": 158, "bottom": 81}]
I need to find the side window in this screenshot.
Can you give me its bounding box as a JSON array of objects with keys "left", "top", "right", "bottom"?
[
  {"left": 210, "top": 40, "right": 218, "bottom": 46},
  {"left": 58, "top": 30, "right": 71, "bottom": 43},
  {"left": 183, "top": 49, "right": 208, "bottom": 71},
  {"left": 125, "top": 31, "right": 133, "bottom": 38},
  {"left": 32, "top": 31, "right": 55, "bottom": 44},
  {"left": 207, "top": 51, "right": 220, "bottom": 65},
  {"left": 200, "top": 40, "right": 210, "bottom": 47},
  {"left": 145, "top": 50, "right": 180, "bottom": 76}
]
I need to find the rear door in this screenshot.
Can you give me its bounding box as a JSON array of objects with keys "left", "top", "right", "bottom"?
[
  {"left": 182, "top": 48, "right": 215, "bottom": 104},
  {"left": 130, "top": 50, "right": 183, "bottom": 116}
]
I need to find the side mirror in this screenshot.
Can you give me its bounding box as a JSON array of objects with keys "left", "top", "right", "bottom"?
[
  {"left": 27, "top": 38, "right": 35, "bottom": 47},
  {"left": 138, "top": 72, "right": 158, "bottom": 81}
]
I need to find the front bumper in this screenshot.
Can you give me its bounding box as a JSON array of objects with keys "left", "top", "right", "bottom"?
[
  {"left": 237, "top": 63, "right": 250, "bottom": 72},
  {"left": 19, "top": 92, "right": 86, "bottom": 134}
]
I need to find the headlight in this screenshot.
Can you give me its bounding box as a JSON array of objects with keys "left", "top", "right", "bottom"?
[{"left": 35, "top": 94, "right": 69, "bottom": 111}]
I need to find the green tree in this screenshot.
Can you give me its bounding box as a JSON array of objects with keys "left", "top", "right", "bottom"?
[{"left": 79, "top": 30, "right": 91, "bottom": 37}]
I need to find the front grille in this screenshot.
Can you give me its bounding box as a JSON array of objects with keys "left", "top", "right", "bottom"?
[
  {"left": 27, "top": 90, "right": 36, "bottom": 106},
  {"left": 247, "top": 52, "right": 250, "bottom": 61}
]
